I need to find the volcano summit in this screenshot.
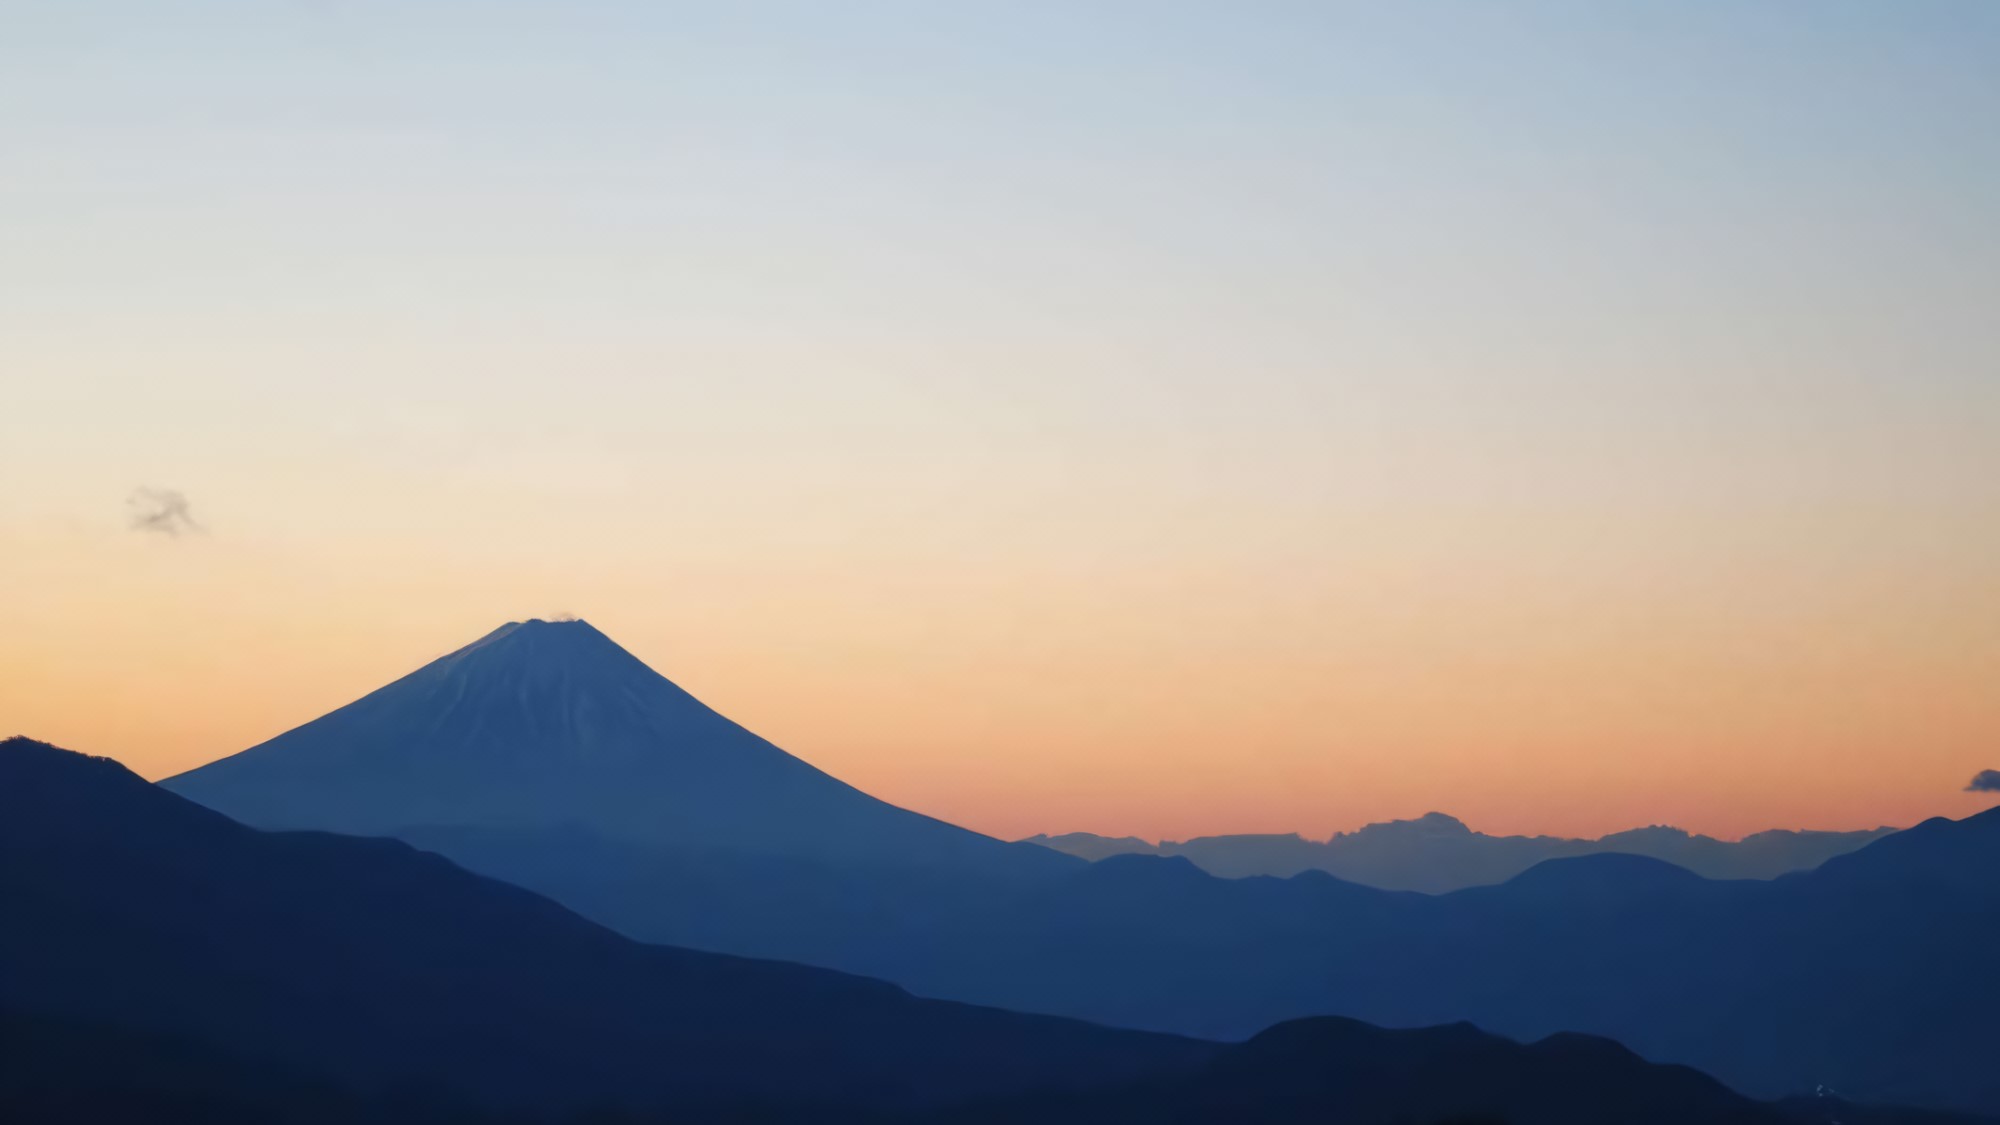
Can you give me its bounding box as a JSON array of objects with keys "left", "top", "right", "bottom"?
[{"left": 166, "top": 618, "right": 1059, "bottom": 875}]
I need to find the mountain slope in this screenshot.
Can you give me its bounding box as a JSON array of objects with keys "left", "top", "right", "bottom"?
[
  {"left": 0, "top": 1007, "right": 411, "bottom": 1125},
  {"left": 850, "top": 808, "right": 2000, "bottom": 1115},
  {"left": 949, "top": 1017, "right": 1787, "bottom": 1125},
  {"left": 0, "top": 737, "right": 1202, "bottom": 1116},
  {"left": 12, "top": 1004, "right": 1987, "bottom": 1125},
  {"left": 10, "top": 736, "right": 1885, "bottom": 1125},
  {"left": 164, "top": 619, "right": 1068, "bottom": 877}
]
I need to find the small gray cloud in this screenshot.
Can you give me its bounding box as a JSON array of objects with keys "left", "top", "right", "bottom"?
[
  {"left": 127, "top": 487, "right": 203, "bottom": 537},
  {"left": 1967, "top": 770, "right": 2000, "bottom": 793}
]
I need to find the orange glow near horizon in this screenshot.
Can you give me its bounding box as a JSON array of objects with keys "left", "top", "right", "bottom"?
[
  {"left": 4, "top": 4, "right": 1997, "bottom": 846},
  {"left": 4, "top": 514, "right": 1994, "bottom": 844}
]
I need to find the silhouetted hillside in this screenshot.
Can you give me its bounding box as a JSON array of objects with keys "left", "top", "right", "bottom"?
[
  {"left": 0, "top": 1008, "right": 376, "bottom": 1125},
  {"left": 1023, "top": 811, "right": 1894, "bottom": 890},
  {"left": 943, "top": 1017, "right": 1784, "bottom": 1125},
  {"left": 9, "top": 737, "right": 1990, "bottom": 1125},
  {"left": 0, "top": 737, "right": 1203, "bottom": 1116},
  {"left": 24, "top": 1004, "right": 1981, "bottom": 1125},
  {"left": 862, "top": 807, "right": 2000, "bottom": 1115},
  {"left": 236, "top": 805, "right": 2000, "bottom": 1115}
]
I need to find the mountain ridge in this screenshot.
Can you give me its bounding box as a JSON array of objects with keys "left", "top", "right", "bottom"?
[
  {"left": 140, "top": 620, "right": 2000, "bottom": 1114},
  {"left": 1023, "top": 812, "right": 1897, "bottom": 890},
  {"left": 849, "top": 800, "right": 2000, "bottom": 1115},
  {"left": 13, "top": 734, "right": 1919, "bottom": 1125},
  {"left": 1, "top": 735, "right": 1200, "bottom": 1116}
]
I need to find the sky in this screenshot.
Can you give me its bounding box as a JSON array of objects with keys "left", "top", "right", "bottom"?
[{"left": 3, "top": 1, "right": 1997, "bottom": 843}]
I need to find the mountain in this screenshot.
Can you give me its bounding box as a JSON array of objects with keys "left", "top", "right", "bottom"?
[
  {"left": 165, "top": 619, "right": 1068, "bottom": 877},
  {"left": 952, "top": 1017, "right": 1788, "bottom": 1125},
  {"left": 152, "top": 620, "right": 2000, "bottom": 1112},
  {"left": 0, "top": 1007, "right": 416, "bottom": 1125},
  {"left": 162, "top": 618, "right": 1080, "bottom": 969},
  {"left": 1, "top": 737, "right": 1202, "bottom": 1117},
  {"left": 17, "top": 1003, "right": 1981, "bottom": 1125},
  {"left": 0, "top": 1005, "right": 1784, "bottom": 1125},
  {"left": 17, "top": 736, "right": 1934, "bottom": 1125},
  {"left": 1027, "top": 831, "right": 1160, "bottom": 862},
  {"left": 1022, "top": 812, "right": 1895, "bottom": 890},
  {"left": 848, "top": 808, "right": 2000, "bottom": 1116},
  {"left": 158, "top": 621, "right": 1544, "bottom": 972}
]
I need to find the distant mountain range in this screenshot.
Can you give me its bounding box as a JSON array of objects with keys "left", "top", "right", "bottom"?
[
  {"left": 148, "top": 619, "right": 2000, "bottom": 1116},
  {"left": 13, "top": 736, "right": 1948, "bottom": 1125},
  {"left": 855, "top": 808, "right": 2000, "bottom": 1116},
  {"left": 1022, "top": 813, "right": 1895, "bottom": 891}
]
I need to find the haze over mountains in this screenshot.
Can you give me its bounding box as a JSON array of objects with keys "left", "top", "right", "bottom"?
[
  {"left": 150, "top": 619, "right": 2000, "bottom": 1117},
  {"left": 1024, "top": 813, "right": 1895, "bottom": 892}
]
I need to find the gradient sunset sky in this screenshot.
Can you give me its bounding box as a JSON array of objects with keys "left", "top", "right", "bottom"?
[{"left": 3, "top": 2, "right": 1996, "bottom": 843}]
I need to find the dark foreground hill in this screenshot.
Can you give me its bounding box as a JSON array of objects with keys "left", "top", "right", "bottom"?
[
  {"left": 989, "top": 1019, "right": 2000, "bottom": 1125},
  {"left": 0, "top": 737, "right": 1198, "bottom": 1116},
  {"left": 948, "top": 1016, "right": 1781, "bottom": 1125},
  {"left": 8, "top": 1003, "right": 1987, "bottom": 1125}
]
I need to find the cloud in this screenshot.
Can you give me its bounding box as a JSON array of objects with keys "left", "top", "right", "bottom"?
[
  {"left": 127, "top": 487, "right": 203, "bottom": 537},
  {"left": 1967, "top": 770, "right": 2000, "bottom": 793}
]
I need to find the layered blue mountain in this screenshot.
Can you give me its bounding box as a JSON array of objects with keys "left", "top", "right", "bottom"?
[
  {"left": 855, "top": 813, "right": 2000, "bottom": 1116},
  {"left": 1, "top": 737, "right": 1200, "bottom": 1117},
  {"left": 6, "top": 736, "right": 1898, "bottom": 1125},
  {"left": 155, "top": 620, "right": 2000, "bottom": 1115},
  {"left": 959, "top": 1018, "right": 1882, "bottom": 1125},
  {"left": 1024, "top": 813, "right": 1894, "bottom": 891}
]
